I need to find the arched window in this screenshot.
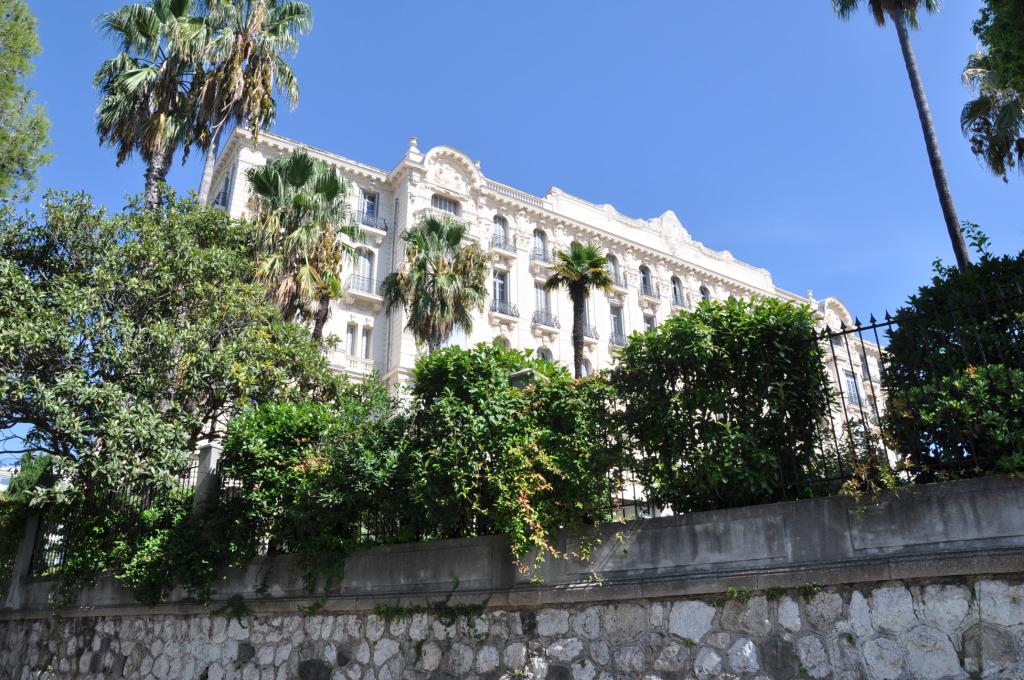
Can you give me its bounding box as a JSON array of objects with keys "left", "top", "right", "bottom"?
[
  {"left": 492, "top": 215, "right": 509, "bottom": 239},
  {"left": 607, "top": 255, "right": 621, "bottom": 285},
  {"left": 671, "top": 276, "right": 684, "bottom": 307},
  {"left": 537, "top": 347, "right": 553, "bottom": 362},
  {"left": 639, "top": 265, "right": 655, "bottom": 297},
  {"left": 494, "top": 336, "right": 511, "bottom": 349},
  {"left": 431, "top": 194, "right": 461, "bottom": 216},
  {"left": 532, "top": 229, "right": 548, "bottom": 260},
  {"left": 700, "top": 285, "right": 711, "bottom": 301}
]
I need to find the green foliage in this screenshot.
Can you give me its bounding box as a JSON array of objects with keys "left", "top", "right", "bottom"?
[
  {"left": 963, "top": 1, "right": 1024, "bottom": 181},
  {"left": 0, "top": 0, "right": 50, "bottom": 201},
  {"left": 974, "top": 0, "right": 1024, "bottom": 95},
  {"left": 883, "top": 248, "right": 1024, "bottom": 478},
  {"left": 724, "top": 587, "right": 751, "bottom": 605},
  {"left": 218, "top": 382, "right": 404, "bottom": 590},
  {"left": 382, "top": 216, "right": 489, "bottom": 352},
  {"left": 800, "top": 582, "right": 822, "bottom": 601},
  {"left": 0, "top": 454, "right": 50, "bottom": 593},
  {"left": 612, "top": 297, "right": 831, "bottom": 513},
  {"left": 247, "top": 149, "right": 359, "bottom": 338},
  {"left": 402, "top": 342, "right": 618, "bottom": 563},
  {"left": 544, "top": 242, "right": 614, "bottom": 378},
  {"left": 0, "top": 192, "right": 345, "bottom": 602}
]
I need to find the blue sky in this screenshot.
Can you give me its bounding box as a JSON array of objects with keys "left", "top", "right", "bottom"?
[{"left": 24, "top": 1, "right": 1022, "bottom": 319}]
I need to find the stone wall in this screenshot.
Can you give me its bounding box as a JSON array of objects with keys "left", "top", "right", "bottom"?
[
  {"left": 3, "top": 576, "right": 1024, "bottom": 679},
  {"left": 4, "top": 478, "right": 1024, "bottom": 679}
]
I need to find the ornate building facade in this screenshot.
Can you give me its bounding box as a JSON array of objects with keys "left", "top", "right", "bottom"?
[{"left": 203, "top": 129, "right": 881, "bottom": 403}]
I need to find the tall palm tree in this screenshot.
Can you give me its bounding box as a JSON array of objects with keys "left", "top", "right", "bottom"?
[
  {"left": 247, "top": 149, "right": 358, "bottom": 340},
  {"left": 196, "top": 0, "right": 311, "bottom": 203},
  {"left": 95, "top": 0, "right": 209, "bottom": 211},
  {"left": 382, "top": 216, "right": 489, "bottom": 353},
  {"left": 833, "top": 0, "right": 971, "bottom": 271},
  {"left": 544, "top": 242, "right": 613, "bottom": 379},
  {"left": 961, "top": 51, "right": 1024, "bottom": 182}
]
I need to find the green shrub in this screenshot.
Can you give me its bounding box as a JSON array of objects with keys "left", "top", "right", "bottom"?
[
  {"left": 884, "top": 250, "right": 1024, "bottom": 478},
  {"left": 219, "top": 378, "right": 404, "bottom": 589},
  {"left": 0, "top": 454, "right": 51, "bottom": 593},
  {"left": 402, "top": 342, "right": 618, "bottom": 561},
  {"left": 611, "top": 297, "right": 831, "bottom": 513}
]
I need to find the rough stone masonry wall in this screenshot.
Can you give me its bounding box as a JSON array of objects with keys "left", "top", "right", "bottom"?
[{"left": 3, "top": 575, "right": 1024, "bottom": 680}]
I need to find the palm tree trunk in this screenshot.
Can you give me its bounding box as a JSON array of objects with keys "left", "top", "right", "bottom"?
[
  {"left": 143, "top": 147, "right": 170, "bottom": 211},
  {"left": 571, "top": 290, "right": 585, "bottom": 379},
  {"left": 891, "top": 9, "right": 971, "bottom": 272},
  {"left": 311, "top": 294, "right": 331, "bottom": 341},
  {"left": 197, "top": 127, "right": 222, "bottom": 205}
]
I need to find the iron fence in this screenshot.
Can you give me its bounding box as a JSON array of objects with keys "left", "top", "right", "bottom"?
[
  {"left": 27, "top": 462, "right": 199, "bottom": 578},
  {"left": 22, "top": 280, "right": 1024, "bottom": 567}
]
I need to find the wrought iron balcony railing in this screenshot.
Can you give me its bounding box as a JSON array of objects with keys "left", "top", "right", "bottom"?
[
  {"left": 640, "top": 283, "right": 660, "bottom": 299},
  {"left": 356, "top": 210, "right": 389, "bottom": 232},
  {"left": 490, "top": 234, "right": 517, "bottom": 253},
  {"left": 609, "top": 331, "right": 627, "bottom": 348},
  {"left": 490, "top": 300, "right": 519, "bottom": 317},
  {"left": 583, "top": 324, "right": 599, "bottom": 340},
  {"left": 532, "top": 310, "right": 560, "bottom": 329},
  {"left": 348, "top": 275, "right": 381, "bottom": 296},
  {"left": 531, "top": 248, "right": 554, "bottom": 265}
]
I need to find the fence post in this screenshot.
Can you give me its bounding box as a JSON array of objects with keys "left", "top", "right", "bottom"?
[
  {"left": 192, "top": 443, "right": 221, "bottom": 513},
  {"left": 1, "top": 512, "right": 40, "bottom": 610}
]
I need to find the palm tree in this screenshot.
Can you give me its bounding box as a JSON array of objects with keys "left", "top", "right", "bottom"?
[
  {"left": 833, "top": 0, "right": 971, "bottom": 271},
  {"left": 961, "top": 51, "right": 1024, "bottom": 182},
  {"left": 95, "top": 0, "right": 209, "bottom": 210},
  {"left": 382, "top": 216, "right": 489, "bottom": 353},
  {"left": 544, "top": 242, "right": 613, "bottom": 379},
  {"left": 196, "top": 0, "right": 311, "bottom": 203},
  {"left": 246, "top": 150, "right": 358, "bottom": 340}
]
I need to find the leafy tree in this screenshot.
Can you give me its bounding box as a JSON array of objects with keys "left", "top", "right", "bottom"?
[
  {"left": 962, "top": 52, "right": 1024, "bottom": 181},
  {"left": 0, "top": 0, "right": 51, "bottom": 201},
  {"left": 196, "top": 0, "right": 312, "bottom": 202},
  {"left": 94, "top": 0, "right": 208, "bottom": 210},
  {"left": 961, "top": 1, "right": 1024, "bottom": 181},
  {"left": 216, "top": 380, "right": 404, "bottom": 591},
  {"left": 402, "top": 342, "right": 618, "bottom": 562},
  {"left": 382, "top": 216, "right": 489, "bottom": 352},
  {"left": 611, "top": 297, "right": 831, "bottom": 513},
  {"left": 544, "top": 242, "right": 613, "bottom": 378},
  {"left": 247, "top": 149, "right": 358, "bottom": 340},
  {"left": 883, "top": 240, "right": 1024, "bottom": 478},
  {"left": 833, "top": 0, "right": 971, "bottom": 271},
  {"left": 0, "top": 192, "right": 344, "bottom": 599}
]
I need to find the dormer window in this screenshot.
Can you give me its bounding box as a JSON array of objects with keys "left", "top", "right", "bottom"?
[{"left": 431, "top": 194, "right": 461, "bottom": 216}]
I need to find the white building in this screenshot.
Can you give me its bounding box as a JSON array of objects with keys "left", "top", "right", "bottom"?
[{"left": 203, "top": 129, "right": 880, "bottom": 404}]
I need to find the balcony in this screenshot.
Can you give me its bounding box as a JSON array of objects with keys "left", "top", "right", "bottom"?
[
  {"left": 490, "top": 300, "right": 519, "bottom": 318},
  {"left": 640, "top": 283, "right": 660, "bottom": 300},
  {"left": 583, "top": 324, "right": 599, "bottom": 340},
  {"left": 532, "top": 310, "right": 560, "bottom": 329},
  {"left": 608, "top": 269, "right": 627, "bottom": 290},
  {"left": 348, "top": 275, "right": 382, "bottom": 297},
  {"left": 355, "top": 210, "right": 388, "bottom": 232},
  {"left": 324, "top": 349, "right": 376, "bottom": 380},
  {"left": 490, "top": 234, "right": 517, "bottom": 254},
  {"left": 610, "top": 331, "right": 627, "bottom": 348},
  {"left": 531, "top": 248, "right": 554, "bottom": 265}
]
